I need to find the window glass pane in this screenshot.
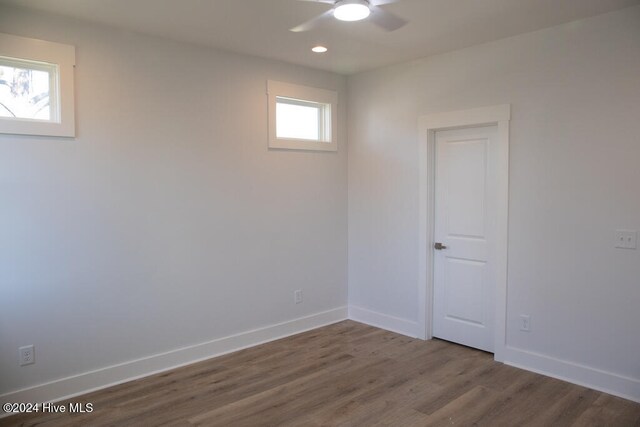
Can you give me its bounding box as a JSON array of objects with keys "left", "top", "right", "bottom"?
[
  {"left": 0, "top": 58, "right": 54, "bottom": 121},
  {"left": 276, "top": 97, "right": 321, "bottom": 141}
]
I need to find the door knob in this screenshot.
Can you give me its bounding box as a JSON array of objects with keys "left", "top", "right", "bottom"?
[{"left": 434, "top": 242, "right": 448, "bottom": 250}]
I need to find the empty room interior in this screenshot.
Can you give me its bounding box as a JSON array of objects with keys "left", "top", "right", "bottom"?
[{"left": 1, "top": 0, "right": 639, "bottom": 425}]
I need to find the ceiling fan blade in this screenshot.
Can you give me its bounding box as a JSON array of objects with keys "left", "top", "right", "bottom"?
[
  {"left": 295, "top": 0, "right": 335, "bottom": 3},
  {"left": 369, "top": 0, "right": 400, "bottom": 5},
  {"left": 369, "top": 6, "right": 407, "bottom": 31},
  {"left": 290, "top": 9, "right": 334, "bottom": 32}
]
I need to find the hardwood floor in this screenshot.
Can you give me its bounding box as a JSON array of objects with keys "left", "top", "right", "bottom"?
[{"left": 2, "top": 320, "right": 639, "bottom": 426}]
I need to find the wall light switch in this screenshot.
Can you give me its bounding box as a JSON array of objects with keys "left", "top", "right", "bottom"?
[{"left": 615, "top": 230, "right": 637, "bottom": 250}]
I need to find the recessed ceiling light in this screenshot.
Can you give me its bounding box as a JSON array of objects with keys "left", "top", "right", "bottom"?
[
  {"left": 312, "top": 46, "right": 328, "bottom": 53},
  {"left": 333, "top": 0, "right": 371, "bottom": 22}
]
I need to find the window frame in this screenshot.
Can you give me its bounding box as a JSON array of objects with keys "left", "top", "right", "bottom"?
[
  {"left": 0, "top": 33, "right": 76, "bottom": 137},
  {"left": 267, "top": 80, "right": 338, "bottom": 152},
  {"left": 275, "top": 96, "right": 328, "bottom": 142}
]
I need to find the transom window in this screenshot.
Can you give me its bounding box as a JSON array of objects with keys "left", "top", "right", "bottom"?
[
  {"left": 0, "top": 33, "right": 75, "bottom": 137},
  {"left": 0, "top": 56, "right": 58, "bottom": 122},
  {"left": 276, "top": 96, "right": 330, "bottom": 142},
  {"left": 268, "top": 81, "right": 338, "bottom": 151}
]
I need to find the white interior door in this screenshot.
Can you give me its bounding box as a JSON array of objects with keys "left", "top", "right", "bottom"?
[{"left": 433, "top": 125, "right": 498, "bottom": 352}]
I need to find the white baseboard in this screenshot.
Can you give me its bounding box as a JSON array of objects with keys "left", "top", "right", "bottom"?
[
  {"left": 0, "top": 307, "right": 348, "bottom": 411},
  {"left": 5, "top": 306, "right": 637, "bottom": 420},
  {"left": 348, "top": 305, "right": 419, "bottom": 338},
  {"left": 504, "top": 346, "right": 640, "bottom": 403},
  {"left": 346, "top": 306, "right": 640, "bottom": 403}
]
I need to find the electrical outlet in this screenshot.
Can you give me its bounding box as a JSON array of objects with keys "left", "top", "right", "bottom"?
[
  {"left": 615, "top": 230, "right": 637, "bottom": 250},
  {"left": 520, "top": 315, "right": 531, "bottom": 332},
  {"left": 19, "top": 345, "right": 35, "bottom": 366},
  {"left": 294, "top": 290, "right": 303, "bottom": 304}
]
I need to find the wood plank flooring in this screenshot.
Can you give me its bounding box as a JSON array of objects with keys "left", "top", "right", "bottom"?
[{"left": 2, "top": 320, "right": 639, "bottom": 426}]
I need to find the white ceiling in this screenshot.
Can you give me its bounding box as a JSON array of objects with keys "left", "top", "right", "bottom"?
[{"left": 1, "top": 0, "right": 638, "bottom": 75}]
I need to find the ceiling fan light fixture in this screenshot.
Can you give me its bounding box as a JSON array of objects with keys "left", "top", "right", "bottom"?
[{"left": 333, "top": 0, "right": 371, "bottom": 22}]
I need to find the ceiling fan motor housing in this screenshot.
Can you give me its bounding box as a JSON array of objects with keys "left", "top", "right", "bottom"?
[{"left": 334, "top": 0, "right": 371, "bottom": 22}]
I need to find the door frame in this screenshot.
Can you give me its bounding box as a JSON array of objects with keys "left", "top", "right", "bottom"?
[{"left": 417, "top": 104, "right": 510, "bottom": 362}]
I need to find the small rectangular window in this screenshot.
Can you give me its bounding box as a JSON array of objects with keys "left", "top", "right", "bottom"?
[
  {"left": 276, "top": 97, "right": 330, "bottom": 142},
  {"left": 0, "top": 57, "right": 58, "bottom": 121},
  {"left": 0, "top": 33, "right": 75, "bottom": 137},
  {"left": 268, "top": 81, "right": 337, "bottom": 151}
]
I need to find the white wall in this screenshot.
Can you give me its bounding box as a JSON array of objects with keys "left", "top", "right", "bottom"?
[
  {"left": 348, "top": 6, "right": 640, "bottom": 399},
  {"left": 0, "top": 6, "right": 348, "bottom": 398}
]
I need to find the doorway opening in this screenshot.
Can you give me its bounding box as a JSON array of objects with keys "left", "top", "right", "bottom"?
[{"left": 417, "top": 105, "right": 510, "bottom": 361}]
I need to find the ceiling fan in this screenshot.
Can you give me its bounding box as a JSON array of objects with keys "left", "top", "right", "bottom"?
[{"left": 290, "top": 0, "right": 407, "bottom": 33}]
